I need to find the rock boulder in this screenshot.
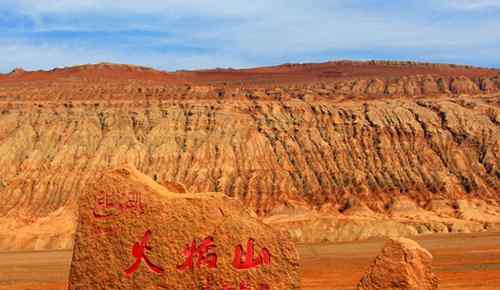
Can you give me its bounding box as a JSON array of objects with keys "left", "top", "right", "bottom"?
[
  {"left": 357, "top": 238, "right": 438, "bottom": 290},
  {"left": 68, "top": 166, "right": 300, "bottom": 290}
]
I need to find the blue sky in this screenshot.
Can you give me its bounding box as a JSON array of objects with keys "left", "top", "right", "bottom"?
[{"left": 1, "top": 0, "right": 500, "bottom": 73}]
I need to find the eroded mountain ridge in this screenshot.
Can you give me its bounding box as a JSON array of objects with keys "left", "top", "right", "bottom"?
[{"left": 0, "top": 61, "right": 498, "bottom": 250}]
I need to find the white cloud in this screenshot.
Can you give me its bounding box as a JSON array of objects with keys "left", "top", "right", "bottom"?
[
  {"left": 0, "top": 41, "right": 112, "bottom": 71},
  {"left": 11, "top": 0, "right": 286, "bottom": 17},
  {"left": 435, "top": 0, "right": 500, "bottom": 9},
  {"left": 0, "top": 39, "right": 255, "bottom": 73}
]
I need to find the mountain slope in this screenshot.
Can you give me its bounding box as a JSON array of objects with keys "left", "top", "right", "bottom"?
[{"left": 0, "top": 60, "right": 498, "bottom": 250}]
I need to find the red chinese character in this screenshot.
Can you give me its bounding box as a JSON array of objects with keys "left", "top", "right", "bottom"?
[
  {"left": 177, "top": 236, "right": 217, "bottom": 272},
  {"left": 124, "top": 230, "right": 164, "bottom": 276},
  {"left": 239, "top": 281, "right": 251, "bottom": 290},
  {"left": 123, "top": 192, "right": 145, "bottom": 214},
  {"left": 259, "top": 283, "right": 270, "bottom": 290},
  {"left": 232, "top": 239, "right": 271, "bottom": 270},
  {"left": 93, "top": 191, "right": 115, "bottom": 219}
]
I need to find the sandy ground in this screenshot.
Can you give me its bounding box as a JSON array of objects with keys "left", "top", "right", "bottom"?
[
  {"left": 300, "top": 232, "right": 500, "bottom": 290},
  {"left": 1, "top": 233, "right": 499, "bottom": 290}
]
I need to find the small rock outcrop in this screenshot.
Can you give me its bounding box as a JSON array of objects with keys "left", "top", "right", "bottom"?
[
  {"left": 357, "top": 238, "right": 438, "bottom": 290},
  {"left": 7, "top": 68, "right": 26, "bottom": 76},
  {"left": 68, "top": 166, "right": 300, "bottom": 290}
]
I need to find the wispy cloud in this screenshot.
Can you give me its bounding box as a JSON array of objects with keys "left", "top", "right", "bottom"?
[
  {"left": 0, "top": 0, "right": 499, "bottom": 72},
  {"left": 435, "top": 0, "right": 500, "bottom": 10}
]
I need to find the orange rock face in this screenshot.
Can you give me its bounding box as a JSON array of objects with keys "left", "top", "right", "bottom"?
[
  {"left": 0, "top": 60, "right": 499, "bottom": 251},
  {"left": 357, "top": 238, "right": 438, "bottom": 290},
  {"left": 68, "top": 166, "right": 300, "bottom": 290}
]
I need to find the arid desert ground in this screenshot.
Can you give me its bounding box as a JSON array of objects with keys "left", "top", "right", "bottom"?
[{"left": 1, "top": 232, "right": 499, "bottom": 290}]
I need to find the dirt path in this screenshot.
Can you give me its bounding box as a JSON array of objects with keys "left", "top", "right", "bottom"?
[{"left": 1, "top": 232, "right": 499, "bottom": 289}]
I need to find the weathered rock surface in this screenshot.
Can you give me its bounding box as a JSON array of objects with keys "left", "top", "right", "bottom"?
[
  {"left": 0, "top": 61, "right": 499, "bottom": 250},
  {"left": 69, "top": 166, "right": 300, "bottom": 290},
  {"left": 357, "top": 238, "right": 438, "bottom": 290}
]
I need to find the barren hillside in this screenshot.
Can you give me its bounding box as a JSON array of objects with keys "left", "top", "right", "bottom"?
[{"left": 0, "top": 61, "right": 499, "bottom": 250}]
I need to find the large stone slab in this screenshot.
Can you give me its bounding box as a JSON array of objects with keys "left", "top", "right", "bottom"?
[{"left": 68, "top": 166, "right": 300, "bottom": 290}]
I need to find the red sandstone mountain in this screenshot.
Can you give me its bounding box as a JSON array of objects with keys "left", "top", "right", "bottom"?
[
  {"left": 0, "top": 60, "right": 498, "bottom": 250},
  {"left": 2, "top": 60, "right": 499, "bottom": 84},
  {"left": 1, "top": 61, "right": 500, "bottom": 101}
]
